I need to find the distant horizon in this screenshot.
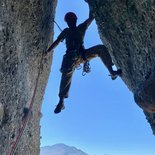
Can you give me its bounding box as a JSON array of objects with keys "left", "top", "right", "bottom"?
[
  {"left": 40, "top": 143, "right": 89, "bottom": 155},
  {"left": 40, "top": 143, "right": 77, "bottom": 147}
]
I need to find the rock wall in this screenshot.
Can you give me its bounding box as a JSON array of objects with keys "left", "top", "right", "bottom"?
[
  {"left": 86, "top": 0, "right": 155, "bottom": 134},
  {"left": 0, "top": 0, "right": 155, "bottom": 154},
  {"left": 0, "top": 0, "right": 57, "bottom": 154}
]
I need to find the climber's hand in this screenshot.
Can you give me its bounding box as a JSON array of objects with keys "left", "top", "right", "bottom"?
[
  {"left": 46, "top": 47, "right": 51, "bottom": 53},
  {"left": 88, "top": 3, "right": 94, "bottom": 19}
]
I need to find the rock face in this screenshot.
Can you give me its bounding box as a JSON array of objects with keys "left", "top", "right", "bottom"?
[
  {"left": 0, "top": 0, "right": 155, "bottom": 154},
  {"left": 0, "top": 0, "right": 57, "bottom": 154},
  {"left": 86, "top": 0, "right": 155, "bottom": 134}
]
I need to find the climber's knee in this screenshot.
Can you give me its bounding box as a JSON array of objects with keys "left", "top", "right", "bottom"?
[
  {"left": 97, "top": 46, "right": 113, "bottom": 67},
  {"left": 94, "top": 44, "right": 106, "bottom": 56},
  {"left": 59, "top": 94, "right": 68, "bottom": 99},
  {"left": 94, "top": 44, "right": 110, "bottom": 58}
]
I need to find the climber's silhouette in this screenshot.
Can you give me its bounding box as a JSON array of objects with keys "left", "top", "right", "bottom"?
[{"left": 46, "top": 10, "right": 122, "bottom": 114}]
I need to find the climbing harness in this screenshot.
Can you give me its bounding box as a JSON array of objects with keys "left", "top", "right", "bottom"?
[{"left": 7, "top": 52, "right": 44, "bottom": 155}]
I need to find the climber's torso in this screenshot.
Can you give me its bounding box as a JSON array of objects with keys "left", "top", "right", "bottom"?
[
  {"left": 57, "top": 22, "right": 88, "bottom": 54},
  {"left": 65, "top": 27, "right": 84, "bottom": 52}
]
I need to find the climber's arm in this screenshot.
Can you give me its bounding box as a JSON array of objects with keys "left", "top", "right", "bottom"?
[
  {"left": 84, "top": 11, "right": 94, "bottom": 27},
  {"left": 79, "top": 8, "right": 94, "bottom": 30},
  {"left": 81, "top": 12, "right": 94, "bottom": 29},
  {"left": 46, "top": 28, "right": 68, "bottom": 54},
  {"left": 46, "top": 38, "right": 62, "bottom": 53}
]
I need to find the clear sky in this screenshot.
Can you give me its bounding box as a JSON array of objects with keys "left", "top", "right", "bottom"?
[{"left": 40, "top": 0, "right": 155, "bottom": 155}]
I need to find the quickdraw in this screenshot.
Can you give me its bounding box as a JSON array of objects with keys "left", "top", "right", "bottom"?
[{"left": 82, "top": 61, "right": 91, "bottom": 76}]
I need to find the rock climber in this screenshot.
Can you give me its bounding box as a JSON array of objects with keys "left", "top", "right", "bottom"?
[{"left": 46, "top": 10, "right": 122, "bottom": 114}]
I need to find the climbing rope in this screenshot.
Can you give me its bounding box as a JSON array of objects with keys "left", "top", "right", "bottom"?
[
  {"left": 7, "top": 52, "right": 44, "bottom": 155},
  {"left": 53, "top": 20, "right": 63, "bottom": 32}
]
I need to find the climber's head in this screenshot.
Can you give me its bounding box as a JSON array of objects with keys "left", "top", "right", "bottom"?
[{"left": 64, "top": 12, "right": 77, "bottom": 29}]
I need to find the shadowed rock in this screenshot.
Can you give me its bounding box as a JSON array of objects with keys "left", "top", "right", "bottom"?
[{"left": 86, "top": 0, "right": 155, "bottom": 135}]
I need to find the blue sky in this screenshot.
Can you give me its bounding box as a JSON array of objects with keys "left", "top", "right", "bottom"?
[{"left": 40, "top": 0, "right": 155, "bottom": 155}]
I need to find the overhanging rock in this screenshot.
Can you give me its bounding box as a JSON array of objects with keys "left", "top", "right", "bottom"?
[{"left": 85, "top": 0, "right": 155, "bottom": 134}]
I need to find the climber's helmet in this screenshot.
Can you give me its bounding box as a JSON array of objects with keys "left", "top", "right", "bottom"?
[{"left": 64, "top": 12, "right": 77, "bottom": 23}]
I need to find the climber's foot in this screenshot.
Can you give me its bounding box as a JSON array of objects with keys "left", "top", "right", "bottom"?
[
  {"left": 54, "top": 101, "right": 65, "bottom": 114},
  {"left": 110, "top": 69, "right": 122, "bottom": 80}
]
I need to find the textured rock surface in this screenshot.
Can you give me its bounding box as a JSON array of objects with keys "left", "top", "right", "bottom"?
[
  {"left": 0, "top": 0, "right": 155, "bottom": 154},
  {"left": 0, "top": 0, "right": 57, "bottom": 154},
  {"left": 86, "top": 0, "right": 155, "bottom": 134}
]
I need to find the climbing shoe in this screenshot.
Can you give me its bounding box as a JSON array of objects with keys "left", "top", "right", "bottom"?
[
  {"left": 110, "top": 69, "right": 122, "bottom": 80},
  {"left": 54, "top": 102, "right": 65, "bottom": 114}
]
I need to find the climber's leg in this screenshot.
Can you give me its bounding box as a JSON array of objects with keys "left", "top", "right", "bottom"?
[
  {"left": 84, "top": 44, "right": 122, "bottom": 79},
  {"left": 54, "top": 70, "right": 74, "bottom": 114},
  {"left": 58, "top": 69, "right": 74, "bottom": 99},
  {"left": 54, "top": 96, "right": 65, "bottom": 114},
  {"left": 54, "top": 57, "right": 75, "bottom": 114}
]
